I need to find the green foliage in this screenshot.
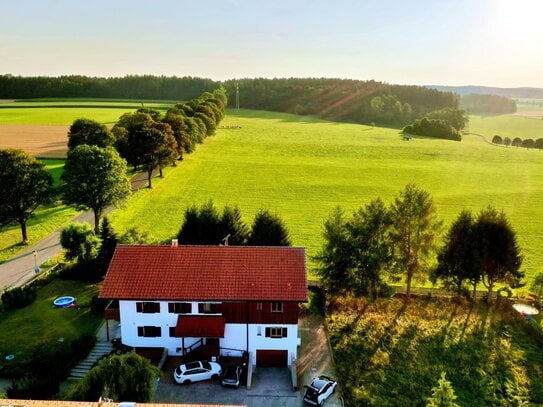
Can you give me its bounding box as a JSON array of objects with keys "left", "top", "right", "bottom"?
[
  {"left": 403, "top": 118, "right": 461, "bottom": 141},
  {"left": 426, "top": 108, "right": 468, "bottom": 131},
  {"left": 67, "top": 353, "right": 160, "bottom": 402},
  {"left": 60, "top": 222, "right": 99, "bottom": 263},
  {"left": 67, "top": 118, "right": 115, "bottom": 150},
  {"left": 460, "top": 93, "right": 517, "bottom": 115},
  {"left": 96, "top": 217, "right": 118, "bottom": 275},
  {"left": 475, "top": 207, "right": 524, "bottom": 303},
  {"left": 327, "top": 297, "right": 542, "bottom": 406},
  {"left": 531, "top": 273, "right": 543, "bottom": 299},
  {"left": 118, "top": 227, "right": 157, "bottom": 245},
  {"left": 62, "top": 145, "right": 131, "bottom": 231},
  {"left": 492, "top": 135, "right": 503, "bottom": 144},
  {"left": 427, "top": 372, "right": 460, "bottom": 407},
  {"left": 248, "top": 209, "right": 291, "bottom": 246},
  {"left": 1, "top": 286, "right": 37, "bottom": 310},
  {"left": 0, "top": 149, "right": 54, "bottom": 243},
  {"left": 177, "top": 201, "right": 248, "bottom": 245},
  {"left": 315, "top": 200, "right": 392, "bottom": 299},
  {"left": 389, "top": 184, "right": 442, "bottom": 298}
]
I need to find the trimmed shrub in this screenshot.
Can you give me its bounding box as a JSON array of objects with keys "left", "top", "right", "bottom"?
[
  {"left": 1, "top": 286, "right": 37, "bottom": 310},
  {"left": 492, "top": 135, "right": 502, "bottom": 144}
]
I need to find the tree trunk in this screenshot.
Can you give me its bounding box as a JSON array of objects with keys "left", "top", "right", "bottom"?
[
  {"left": 405, "top": 271, "right": 413, "bottom": 302},
  {"left": 159, "top": 167, "right": 163, "bottom": 178},
  {"left": 487, "top": 281, "right": 494, "bottom": 304},
  {"left": 147, "top": 166, "right": 153, "bottom": 188},
  {"left": 94, "top": 210, "right": 101, "bottom": 234},
  {"left": 21, "top": 221, "right": 28, "bottom": 244},
  {"left": 472, "top": 282, "right": 477, "bottom": 302}
]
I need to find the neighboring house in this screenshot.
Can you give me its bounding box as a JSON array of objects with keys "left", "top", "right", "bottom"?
[{"left": 100, "top": 243, "right": 307, "bottom": 367}]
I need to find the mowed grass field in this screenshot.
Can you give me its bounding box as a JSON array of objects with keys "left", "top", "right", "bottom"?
[
  {"left": 110, "top": 109, "right": 543, "bottom": 282},
  {"left": 470, "top": 113, "right": 543, "bottom": 139}
]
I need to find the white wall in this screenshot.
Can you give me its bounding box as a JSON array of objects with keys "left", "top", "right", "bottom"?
[{"left": 119, "top": 300, "right": 300, "bottom": 363}]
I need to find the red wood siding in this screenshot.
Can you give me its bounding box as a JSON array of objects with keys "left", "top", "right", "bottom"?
[{"left": 222, "top": 301, "right": 299, "bottom": 324}]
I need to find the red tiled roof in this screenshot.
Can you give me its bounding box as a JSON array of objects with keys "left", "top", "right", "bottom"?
[
  {"left": 100, "top": 245, "right": 307, "bottom": 302},
  {"left": 175, "top": 316, "right": 226, "bottom": 338}
]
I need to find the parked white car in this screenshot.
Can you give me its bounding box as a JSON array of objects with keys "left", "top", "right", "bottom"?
[
  {"left": 303, "top": 375, "right": 337, "bottom": 406},
  {"left": 173, "top": 360, "right": 222, "bottom": 384}
]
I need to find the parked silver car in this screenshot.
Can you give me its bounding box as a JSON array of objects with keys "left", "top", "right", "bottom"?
[
  {"left": 173, "top": 360, "right": 222, "bottom": 384},
  {"left": 221, "top": 365, "right": 243, "bottom": 388}
]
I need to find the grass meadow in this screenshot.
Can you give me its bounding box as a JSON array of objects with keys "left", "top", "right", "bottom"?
[
  {"left": 0, "top": 99, "right": 174, "bottom": 125},
  {"left": 110, "top": 109, "right": 543, "bottom": 282},
  {"left": 469, "top": 113, "right": 543, "bottom": 140},
  {"left": 328, "top": 296, "right": 543, "bottom": 406}
]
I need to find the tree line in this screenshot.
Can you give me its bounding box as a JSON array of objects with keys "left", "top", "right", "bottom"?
[
  {"left": 0, "top": 88, "right": 227, "bottom": 245},
  {"left": 492, "top": 135, "right": 543, "bottom": 149},
  {"left": 0, "top": 74, "right": 460, "bottom": 127},
  {"left": 402, "top": 108, "right": 467, "bottom": 141},
  {"left": 0, "top": 74, "right": 217, "bottom": 100},
  {"left": 460, "top": 93, "right": 517, "bottom": 115},
  {"left": 316, "top": 184, "right": 524, "bottom": 303}
]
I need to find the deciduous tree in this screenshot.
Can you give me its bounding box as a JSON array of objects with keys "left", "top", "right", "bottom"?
[
  {"left": 389, "top": 184, "right": 442, "bottom": 300},
  {"left": 474, "top": 206, "right": 524, "bottom": 303},
  {"left": 67, "top": 118, "right": 115, "bottom": 150},
  {"left": 0, "top": 149, "right": 53, "bottom": 243},
  {"left": 62, "top": 145, "right": 131, "bottom": 232}
]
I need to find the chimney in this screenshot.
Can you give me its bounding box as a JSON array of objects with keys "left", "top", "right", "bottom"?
[{"left": 171, "top": 239, "right": 178, "bottom": 247}]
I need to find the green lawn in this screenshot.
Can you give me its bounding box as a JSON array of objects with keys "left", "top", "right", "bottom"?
[
  {"left": 0, "top": 159, "right": 77, "bottom": 263},
  {"left": 110, "top": 109, "right": 543, "bottom": 282},
  {"left": 327, "top": 296, "right": 543, "bottom": 406},
  {"left": 0, "top": 279, "right": 102, "bottom": 363},
  {"left": 0, "top": 99, "right": 175, "bottom": 125},
  {"left": 469, "top": 113, "right": 543, "bottom": 140}
]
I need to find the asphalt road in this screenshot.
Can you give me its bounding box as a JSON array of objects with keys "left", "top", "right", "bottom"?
[{"left": 0, "top": 170, "right": 153, "bottom": 290}]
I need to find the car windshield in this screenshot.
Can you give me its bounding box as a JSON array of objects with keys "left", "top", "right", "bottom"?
[
  {"left": 225, "top": 366, "right": 238, "bottom": 378},
  {"left": 304, "top": 386, "right": 318, "bottom": 399},
  {"left": 202, "top": 361, "right": 211, "bottom": 370},
  {"left": 185, "top": 362, "right": 200, "bottom": 370}
]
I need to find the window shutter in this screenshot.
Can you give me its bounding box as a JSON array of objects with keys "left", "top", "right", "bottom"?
[
  {"left": 136, "top": 302, "right": 143, "bottom": 312},
  {"left": 265, "top": 327, "right": 271, "bottom": 337},
  {"left": 153, "top": 302, "right": 160, "bottom": 313},
  {"left": 168, "top": 303, "right": 174, "bottom": 313},
  {"left": 282, "top": 328, "right": 288, "bottom": 338},
  {"left": 137, "top": 326, "right": 144, "bottom": 336}
]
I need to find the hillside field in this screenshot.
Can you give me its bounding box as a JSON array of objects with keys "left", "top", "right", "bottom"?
[
  {"left": 469, "top": 113, "right": 543, "bottom": 140},
  {"left": 109, "top": 109, "right": 543, "bottom": 282},
  {"left": 1, "top": 102, "right": 542, "bottom": 286}
]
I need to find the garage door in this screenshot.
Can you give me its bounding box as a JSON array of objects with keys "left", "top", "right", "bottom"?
[{"left": 256, "top": 350, "right": 288, "bottom": 367}]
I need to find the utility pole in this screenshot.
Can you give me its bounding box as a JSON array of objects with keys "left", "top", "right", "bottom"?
[{"left": 235, "top": 82, "right": 240, "bottom": 111}]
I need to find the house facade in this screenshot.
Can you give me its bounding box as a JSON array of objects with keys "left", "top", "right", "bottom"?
[{"left": 100, "top": 244, "right": 307, "bottom": 367}]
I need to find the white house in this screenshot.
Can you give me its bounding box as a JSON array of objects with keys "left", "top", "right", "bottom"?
[{"left": 100, "top": 244, "right": 308, "bottom": 367}]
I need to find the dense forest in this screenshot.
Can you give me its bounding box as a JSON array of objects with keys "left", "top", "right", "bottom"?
[
  {"left": 460, "top": 93, "right": 517, "bottom": 115},
  {"left": 0, "top": 75, "right": 459, "bottom": 127}
]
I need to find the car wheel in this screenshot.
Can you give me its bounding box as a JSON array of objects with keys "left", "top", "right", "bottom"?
[
  {"left": 184, "top": 379, "right": 191, "bottom": 384},
  {"left": 212, "top": 374, "right": 218, "bottom": 379}
]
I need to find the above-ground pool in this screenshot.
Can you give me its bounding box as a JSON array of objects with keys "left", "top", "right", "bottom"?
[{"left": 53, "top": 296, "right": 76, "bottom": 308}]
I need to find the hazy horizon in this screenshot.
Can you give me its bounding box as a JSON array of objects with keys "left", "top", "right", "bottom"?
[{"left": 1, "top": 0, "right": 542, "bottom": 89}]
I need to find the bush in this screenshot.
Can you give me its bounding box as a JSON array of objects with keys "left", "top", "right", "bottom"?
[
  {"left": 402, "top": 118, "right": 461, "bottom": 141},
  {"left": 7, "top": 374, "right": 60, "bottom": 399},
  {"left": 1, "top": 286, "right": 37, "bottom": 310},
  {"left": 492, "top": 135, "right": 503, "bottom": 144}
]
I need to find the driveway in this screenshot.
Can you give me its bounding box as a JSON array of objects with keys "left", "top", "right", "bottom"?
[
  {"left": 153, "top": 367, "right": 301, "bottom": 406},
  {"left": 153, "top": 314, "right": 342, "bottom": 406}
]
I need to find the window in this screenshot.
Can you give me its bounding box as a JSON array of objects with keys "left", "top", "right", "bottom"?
[
  {"left": 136, "top": 302, "right": 160, "bottom": 313},
  {"left": 137, "top": 326, "right": 162, "bottom": 337},
  {"left": 169, "top": 327, "right": 177, "bottom": 337},
  {"left": 256, "top": 302, "right": 262, "bottom": 311},
  {"left": 168, "top": 302, "right": 192, "bottom": 314},
  {"left": 198, "top": 302, "right": 222, "bottom": 314},
  {"left": 265, "top": 327, "right": 288, "bottom": 338},
  {"left": 271, "top": 302, "right": 283, "bottom": 313}
]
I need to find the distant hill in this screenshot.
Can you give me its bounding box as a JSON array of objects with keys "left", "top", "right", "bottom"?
[{"left": 426, "top": 85, "right": 543, "bottom": 99}]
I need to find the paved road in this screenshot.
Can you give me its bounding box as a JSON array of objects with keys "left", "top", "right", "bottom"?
[{"left": 0, "top": 170, "right": 153, "bottom": 290}]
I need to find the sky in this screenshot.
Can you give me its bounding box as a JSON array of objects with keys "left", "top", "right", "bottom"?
[{"left": 1, "top": 0, "right": 542, "bottom": 88}]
